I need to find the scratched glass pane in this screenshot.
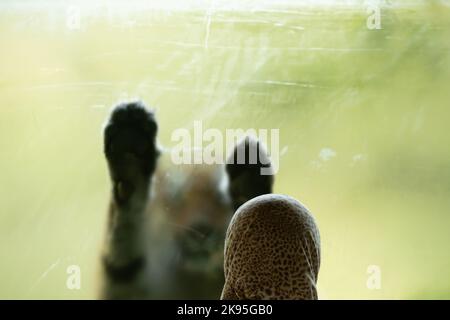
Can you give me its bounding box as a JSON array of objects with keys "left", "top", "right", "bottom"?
[{"left": 0, "top": 0, "right": 449, "bottom": 299}]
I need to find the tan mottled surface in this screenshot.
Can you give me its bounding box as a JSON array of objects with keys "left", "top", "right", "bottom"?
[{"left": 221, "top": 194, "right": 320, "bottom": 300}]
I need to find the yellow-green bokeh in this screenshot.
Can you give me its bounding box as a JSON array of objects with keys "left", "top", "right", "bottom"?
[{"left": 0, "top": 1, "right": 449, "bottom": 299}]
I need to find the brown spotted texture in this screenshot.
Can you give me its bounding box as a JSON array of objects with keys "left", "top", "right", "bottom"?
[{"left": 221, "top": 194, "right": 321, "bottom": 300}]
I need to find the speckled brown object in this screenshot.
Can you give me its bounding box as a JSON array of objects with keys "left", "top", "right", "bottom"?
[{"left": 221, "top": 194, "right": 321, "bottom": 300}]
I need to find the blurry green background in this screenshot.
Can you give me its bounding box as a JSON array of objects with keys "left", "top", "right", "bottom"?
[{"left": 0, "top": 0, "right": 449, "bottom": 299}]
